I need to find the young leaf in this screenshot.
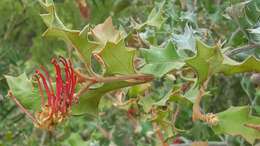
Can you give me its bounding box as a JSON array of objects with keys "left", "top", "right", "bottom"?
[
  {"left": 213, "top": 106, "right": 260, "bottom": 144},
  {"left": 5, "top": 73, "right": 41, "bottom": 110},
  {"left": 140, "top": 42, "right": 184, "bottom": 77},
  {"left": 98, "top": 40, "right": 136, "bottom": 75},
  {"left": 91, "top": 17, "right": 123, "bottom": 45}
]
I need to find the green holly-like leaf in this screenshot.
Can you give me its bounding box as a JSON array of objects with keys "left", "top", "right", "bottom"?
[
  {"left": 146, "top": 0, "right": 166, "bottom": 29},
  {"left": 44, "top": 27, "right": 99, "bottom": 65},
  {"left": 91, "top": 17, "right": 123, "bottom": 45},
  {"left": 185, "top": 39, "right": 221, "bottom": 84},
  {"left": 39, "top": 0, "right": 64, "bottom": 28},
  {"left": 186, "top": 39, "right": 260, "bottom": 85},
  {"left": 140, "top": 42, "right": 185, "bottom": 77},
  {"left": 136, "top": 0, "right": 166, "bottom": 30},
  {"left": 39, "top": 0, "right": 99, "bottom": 67},
  {"left": 139, "top": 87, "right": 194, "bottom": 113},
  {"left": 139, "top": 89, "right": 173, "bottom": 113},
  {"left": 220, "top": 56, "right": 260, "bottom": 75},
  {"left": 98, "top": 40, "right": 136, "bottom": 75},
  {"left": 212, "top": 106, "right": 260, "bottom": 144},
  {"left": 5, "top": 73, "right": 41, "bottom": 110},
  {"left": 72, "top": 81, "right": 143, "bottom": 117},
  {"left": 139, "top": 80, "right": 174, "bottom": 112}
]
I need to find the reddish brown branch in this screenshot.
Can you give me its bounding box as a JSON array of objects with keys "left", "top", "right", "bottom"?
[
  {"left": 75, "top": 70, "right": 154, "bottom": 97},
  {"left": 192, "top": 80, "right": 218, "bottom": 125},
  {"left": 153, "top": 123, "right": 169, "bottom": 146},
  {"left": 75, "top": 81, "right": 96, "bottom": 98},
  {"left": 244, "top": 123, "right": 260, "bottom": 131},
  {"left": 172, "top": 105, "right": 180, "bottom": 132},
  {"left": 7, "top": 91, "right": 39, "bottom": 125},
  {"left": 75, "top": 70, "right": 154, "bottom": 83},
  {"left": 192, "top": 84, "right": 206, "bottom": 122},
  {"left": 96, "top": 124, "right": 112, "bottom": 140}
]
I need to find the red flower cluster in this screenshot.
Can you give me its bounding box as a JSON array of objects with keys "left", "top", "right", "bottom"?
[
  {"left": 33, "top": 57, "right": 77, "bottom": 130},
  {"left": 29, "top": 57, "right": 76, "bottom": 130},
  {"left": 8, "top": 57, "right": 77, "bottom": 130}
]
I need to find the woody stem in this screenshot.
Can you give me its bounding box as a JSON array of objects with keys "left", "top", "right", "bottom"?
[
  {"left": 75, "top": 70, "right": 154, "bottom": 83},
  {"left": 75, "top": 71, "right": 154, "bottom": 97},
  {"left": 192, "top": 79, "right": 209, "bottom": 122},
  {"left": 76, "top": 81, "right": 95, "bottom": 98},
  {"left": 7, "top": 91, "right": 39, "bottom": 125}
]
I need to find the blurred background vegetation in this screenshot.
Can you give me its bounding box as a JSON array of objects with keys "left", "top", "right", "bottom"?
[{"left": 1, "top": 0, "right": 260, "bottom": 145}]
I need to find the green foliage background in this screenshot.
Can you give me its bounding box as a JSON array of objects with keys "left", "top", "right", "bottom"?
[{"left": 1, "top": 0, "right": 260, "bottom": 146}]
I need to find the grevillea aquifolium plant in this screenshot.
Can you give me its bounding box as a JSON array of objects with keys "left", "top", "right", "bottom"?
[{"left": 4, "top": 0, "right": 260, "bottom": 145}]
